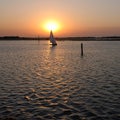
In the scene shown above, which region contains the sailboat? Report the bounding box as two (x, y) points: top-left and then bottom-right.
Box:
(49, 30), (57, 45)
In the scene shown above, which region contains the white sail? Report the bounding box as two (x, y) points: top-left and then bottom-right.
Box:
(50, 30), (57, 45)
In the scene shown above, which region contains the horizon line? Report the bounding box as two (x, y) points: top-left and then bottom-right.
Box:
(0, 35), (120, 38)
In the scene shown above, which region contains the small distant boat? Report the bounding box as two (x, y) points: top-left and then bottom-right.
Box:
(49, 30), (57, 45)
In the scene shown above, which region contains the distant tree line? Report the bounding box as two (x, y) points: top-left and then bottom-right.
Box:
(0, 36), (120, 41)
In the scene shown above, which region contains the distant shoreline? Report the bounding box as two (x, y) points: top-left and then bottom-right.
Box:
(0, 36), (120, 41)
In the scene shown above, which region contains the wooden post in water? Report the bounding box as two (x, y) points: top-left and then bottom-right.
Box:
(81, 43), (83, 56)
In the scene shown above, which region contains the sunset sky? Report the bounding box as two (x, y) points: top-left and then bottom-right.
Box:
(0, 0), (120, 37)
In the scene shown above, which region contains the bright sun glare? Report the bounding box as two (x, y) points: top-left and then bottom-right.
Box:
(45, 21), (59, 31)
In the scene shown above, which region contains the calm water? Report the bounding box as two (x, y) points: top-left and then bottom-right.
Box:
(0, 40), (120, 120)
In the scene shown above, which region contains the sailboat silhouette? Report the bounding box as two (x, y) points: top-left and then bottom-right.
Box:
(49, 30), (57, 45)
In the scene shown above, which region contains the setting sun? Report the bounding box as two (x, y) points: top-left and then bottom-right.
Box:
(45, 21), (59, 32)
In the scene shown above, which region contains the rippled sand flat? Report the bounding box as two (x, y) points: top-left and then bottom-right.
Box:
(0, 41), (120, 120)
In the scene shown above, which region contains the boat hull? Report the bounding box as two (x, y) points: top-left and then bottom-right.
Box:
(50, 43), (57, 46)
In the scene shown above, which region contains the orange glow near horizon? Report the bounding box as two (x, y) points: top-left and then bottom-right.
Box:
(0, 1), (120, 37)
(37, 19), (62, 36)
(43, 20), (61, 33)
(45, 22), (59, 31)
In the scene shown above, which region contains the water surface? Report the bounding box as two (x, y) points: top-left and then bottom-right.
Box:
(0, 40), (120, 120)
